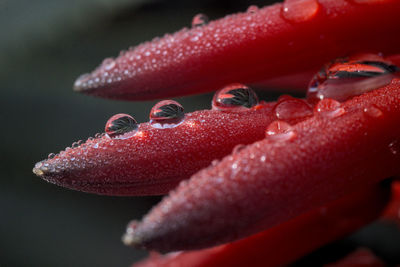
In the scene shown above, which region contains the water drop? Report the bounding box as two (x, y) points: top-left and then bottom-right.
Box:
(247, 5), (259, 13)
(307, 53), (399, 102)
(389, 140), (400, 155)
(282, 0), (319, 23)
(233, 144), (246, 154)
(192, 14), (209, 27)
(74, 73), (90, 88)
(212, 83), (259, 110)
(102, 58), (116, 70)
(105, 113), (138, 139)
(265, 121), (297, 141)
(273, 96), (313, 122)
(95, 133), (104, 139)
(314, 99), (345, 118)
(363, 105), (383, 118)
(48, 153), (56, 159)
(72, 140), (82, 148)
(150, 100), (185, 128)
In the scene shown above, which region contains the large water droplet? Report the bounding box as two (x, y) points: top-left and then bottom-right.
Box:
(265, 121), (297, 141)
(307, 53), (399, 102)
(192, 14), (209, 27)
(273, 96), (313, 122)
(282, 0), (319, 23)
(363, 105), (383, 118)
(105, 114), (138, 139)
(212, 83), (259, 111)
(314, 99), (345, 118)
(150, 100), (185, 128)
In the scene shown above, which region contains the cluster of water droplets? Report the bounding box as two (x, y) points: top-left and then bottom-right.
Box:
(262, 52), (399, 145)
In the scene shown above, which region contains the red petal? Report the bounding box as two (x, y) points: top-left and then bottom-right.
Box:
(124, 80), (400, 251)
(74, 0), (400, 100)
(33, 103), (279, 196)
(324, 248), (384, 267)
(133, 184), (390, 267)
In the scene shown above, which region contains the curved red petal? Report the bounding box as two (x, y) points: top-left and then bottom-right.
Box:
(133, 184), (390, 267)
(124, 80), (400, 251)
(325, 248), (384, 267)
(74, 0), (400, 100)
(33, 103), (280, 196)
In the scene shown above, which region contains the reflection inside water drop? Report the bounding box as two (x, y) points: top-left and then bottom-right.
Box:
(307, 53), (399, 102)
(150, 100), (185, 129)
(212, 83), (259, 111)
(105, 113), (138, 139)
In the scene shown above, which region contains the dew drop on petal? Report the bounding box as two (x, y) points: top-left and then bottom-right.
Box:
(48, 153), (56, 159)
(273, 97), (313, 121)
(74, 73), (90, 88)
(233, 144), (246, 154)
(211, 159), (220, 166)
(102, 58), (116, 70)
(212, 83), (259, 111)
(314, 99), (345, 118)
(192, 14), (209, 27)
(72, 140), (82, 148)
(282, 0), (319, 23)
(247, 5), (259, 13)
(265, 120), (297, 141)
(150, 100), (184, 129)
(363, 105), (383, 118)
(389, 140), (400, 155)
(94, 133), (103, 139)
(105, 114), (138, 139)
(307, 53), (399, 102)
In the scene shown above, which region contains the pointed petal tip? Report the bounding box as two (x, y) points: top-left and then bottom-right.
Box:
(123, 220), (144, 248)
(122, 233), (142, 248)
(73, 73), (91, 92)
(32, 161), (47, 177)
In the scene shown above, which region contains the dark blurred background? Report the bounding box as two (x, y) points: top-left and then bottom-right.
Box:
(1, 0), (400, 266)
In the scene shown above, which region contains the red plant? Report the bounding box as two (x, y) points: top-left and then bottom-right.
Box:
(33, 0), (400, 265)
